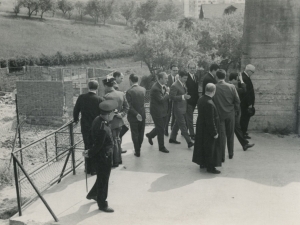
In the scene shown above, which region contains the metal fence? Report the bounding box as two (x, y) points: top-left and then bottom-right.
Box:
(11, 120), (83, 222)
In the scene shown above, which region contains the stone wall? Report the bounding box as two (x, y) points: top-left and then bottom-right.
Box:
(242, 0), (300, 132)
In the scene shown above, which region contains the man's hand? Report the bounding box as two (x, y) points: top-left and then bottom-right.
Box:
(115, 113), (122, 118)
(74, 120), (79, 125)
(166, 87), (170, 93)
(136, 114), (142, 121)
(82, 150), (89, 158)
(239, 73), (244, 83)
(184, 94), (191, 100)
(214, 134), (218, 139)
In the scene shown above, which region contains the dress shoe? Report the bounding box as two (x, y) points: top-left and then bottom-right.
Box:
(190, 135), (195, 141)
(222, 159), (225, 163)
(86, 195), (97, 201)
(146, 133), (153, 145)
(121, 150), (127, 154)
(243, 143), (255, 151)
(164, 130), (169, 136)
(188, 142), (194, 148)
(159, 148), (169, 153)
(244, 135), (251, 139)
(169, 139), (181, 144)
(229, 155), (233, 159)
(134, 152), (140, 157)
(207, 168), (221, 174)
(112, 164), (119, 168)
(91, 171), (97, 176)
(99, 206), (114, 213)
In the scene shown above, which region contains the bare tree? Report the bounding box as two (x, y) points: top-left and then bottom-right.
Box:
(120, 1), (135, 25)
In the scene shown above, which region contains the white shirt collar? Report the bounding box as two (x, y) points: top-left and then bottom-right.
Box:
(244, 71), (249, 77)
(209, 72), (214, 78)
(178, 78), (185, 87)
(158, 81), (165, 88)
(89, 90), (97, 94)
(131, 83), (138, 87)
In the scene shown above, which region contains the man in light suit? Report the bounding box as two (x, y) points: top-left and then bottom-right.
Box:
(213, 69), (240, 161)
(165, 64), (178, 136)
(126, 73), (146, 157)
(169, 71), (194, 148)
(146, 72), (170, 153)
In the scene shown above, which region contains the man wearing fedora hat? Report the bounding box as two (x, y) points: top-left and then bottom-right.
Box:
(83, 99), (118, 213)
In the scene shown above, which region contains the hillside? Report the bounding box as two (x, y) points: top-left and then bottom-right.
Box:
(0, 14), (136, 59)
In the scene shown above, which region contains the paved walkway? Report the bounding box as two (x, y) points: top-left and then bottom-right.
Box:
(10, 127), (300, 225)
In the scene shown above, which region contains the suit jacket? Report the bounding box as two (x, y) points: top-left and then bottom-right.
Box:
(213, 80), (240, 121)
(126, 84), (146, 123)
(150, 82), (169, 118)
(170, 80), (187, 115)
(202, 72), (217, 95)
(186, 72), (199, 107)
(240, 72), (255, 107)
(167, 74), (176, 88)
(73, 92), (102, 134)
(104, 89), (129, 129)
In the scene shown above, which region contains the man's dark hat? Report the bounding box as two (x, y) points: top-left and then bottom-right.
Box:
(99, 100), (118, 112)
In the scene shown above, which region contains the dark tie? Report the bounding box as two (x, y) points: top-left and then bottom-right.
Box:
(163, 86), (166, 94)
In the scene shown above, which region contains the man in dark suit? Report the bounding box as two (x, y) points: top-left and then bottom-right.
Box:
(240, 64), (255, 139)
(165, 64), (178, 136)
(112, 71), (124, 91)
(192, 83), (222, 174)
(146, 72), (170, 153)
(73, 80), (103, 175)
(213, 70), (240, 161)
(169, 71), (194, 148)
(202, 64), (219, 95)
(229, 73), (255, 151)
(185, 62), (199, 140)
(126, 73), (146, 157)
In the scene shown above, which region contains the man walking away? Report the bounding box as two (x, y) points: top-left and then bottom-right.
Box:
(126, 74), (146, 157)
(169, 71), (194, 148)
(202, 64), (219, 95)
(213, 69), (240, 161)
(229, 73), (255, 151)
(192, 83), (222, 174)
(73, 80), (102, 175)
(146, 72), (170, 153)
(240, 64), (256, 139)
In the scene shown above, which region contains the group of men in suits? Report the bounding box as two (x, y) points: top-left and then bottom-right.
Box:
(193, 64), (256, 174)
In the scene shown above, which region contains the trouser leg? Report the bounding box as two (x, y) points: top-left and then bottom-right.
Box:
(225, 113), (235, 156)
(96, 157), (112, 208)
(240, 105), (251, 135)
(82, 131), (94, 174)
(235, 112), (248, 147)
(139, 120), (146, 150)
(171, 112), (191, 144)
(112, 128), (122, 165)
(152, 116), (167, 150)
(129, 121), (140, 153)
(219, 120), (226, 161)
(186, 104), (195, 136)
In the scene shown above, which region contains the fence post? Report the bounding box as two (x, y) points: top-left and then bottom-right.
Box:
(55, 132), (58, 160)
(15, 94), (23, 165)
(69, 123), (76, 175)
(45, 139), (48, 162)
(12, 155), (22, 216)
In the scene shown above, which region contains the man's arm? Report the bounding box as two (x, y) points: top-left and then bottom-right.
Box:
(151, 87), (169, 103)
(205, 103), (218, 138)
(232, 86), (241, 112)
(126, 90), (139, 117)
(119, 93), (129, 118)
(73, 96), (81, 122)
(88, 122), (107, 158)
(170, 85), (184, 102)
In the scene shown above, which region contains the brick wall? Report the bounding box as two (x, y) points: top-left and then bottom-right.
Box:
(242, 0), (300, 132)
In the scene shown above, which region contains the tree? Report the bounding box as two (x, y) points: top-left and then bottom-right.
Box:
(134, 19), (148, 34)
(155, 0), (180, 21)
(75, 1), (85, 21)
(178, 17), (195, 31)
(136, 0), (158, 23)
(57, 0), (73, 17)
(21, 0), (39, 18)
(39, 0), (55, 19)
(85, 0), (101, 24)
(99, 0), (115, 25)
(199, 5), (204, 19)
(120, 1), (135, 25)
(13, 1), (22, 16)
(134, 21), (197, 76)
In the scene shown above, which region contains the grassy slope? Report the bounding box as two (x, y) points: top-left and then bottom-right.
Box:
(0, 14), (136, 58)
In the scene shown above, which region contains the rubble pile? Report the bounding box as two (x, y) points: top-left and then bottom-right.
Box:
(0, 92), (15, 105)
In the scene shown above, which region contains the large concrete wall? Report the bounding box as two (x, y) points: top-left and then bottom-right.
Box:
(242, 0), (300, 132)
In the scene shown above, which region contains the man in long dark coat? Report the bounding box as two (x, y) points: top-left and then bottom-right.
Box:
(192, 83), (222, 174)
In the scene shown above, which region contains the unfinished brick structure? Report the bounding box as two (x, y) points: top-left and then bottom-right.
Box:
(242, 0), (300, 133)
(16, 81), (73, 126)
